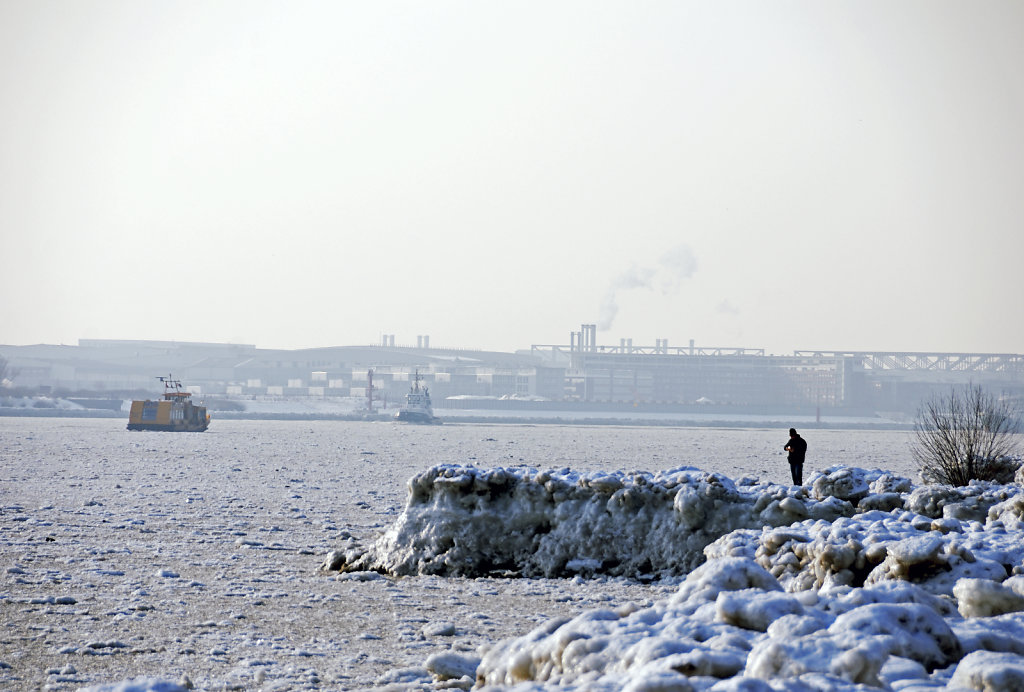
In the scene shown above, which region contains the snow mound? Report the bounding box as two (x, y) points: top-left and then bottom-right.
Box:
(330, 465), (902, 579)
(329, 464), (1024, 584)
(324, 463), (1024, 690)
(476, 556), (1024, 690)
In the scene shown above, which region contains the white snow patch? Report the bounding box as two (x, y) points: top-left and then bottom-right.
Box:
(324, 463), (1024, 690)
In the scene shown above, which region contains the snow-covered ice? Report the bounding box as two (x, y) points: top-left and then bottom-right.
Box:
(6, 417), (1024, 690)
(329, 462), (1024, 690)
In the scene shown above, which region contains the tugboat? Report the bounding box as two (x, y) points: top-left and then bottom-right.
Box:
(127, 375), (210, 432)
(395, 370), (441, 424)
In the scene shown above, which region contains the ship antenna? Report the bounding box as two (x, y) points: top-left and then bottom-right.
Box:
(157, 374), (183, 397)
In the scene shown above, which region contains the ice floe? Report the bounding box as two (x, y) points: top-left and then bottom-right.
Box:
(325, 462), (1024, 690)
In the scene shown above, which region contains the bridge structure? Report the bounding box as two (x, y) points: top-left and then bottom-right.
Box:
(795, 351), (1024, 377)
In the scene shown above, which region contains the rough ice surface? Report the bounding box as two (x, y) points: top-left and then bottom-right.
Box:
(77, 679), (189, 692)
(335, 464), (1024, 587)
(333, 464), (868, 579)
(9, 418), (1024, 691)
(950, 650), (1024, 690)
(327, 462), (1024, 690)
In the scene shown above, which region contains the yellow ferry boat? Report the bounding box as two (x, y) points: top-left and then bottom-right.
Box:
(127, 375), (210, 432)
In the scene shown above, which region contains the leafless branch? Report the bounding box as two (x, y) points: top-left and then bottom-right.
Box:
(911, 384), (1022, 486)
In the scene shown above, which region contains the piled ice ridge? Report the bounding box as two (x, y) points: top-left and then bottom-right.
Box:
(328, 464), (868, 579)
(475, 556), (1024, 691)
(326, 463), (1024, 690)
(327, 464), (1024, 582)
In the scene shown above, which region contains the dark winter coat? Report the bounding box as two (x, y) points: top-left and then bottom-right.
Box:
(785, 435), (807, 464)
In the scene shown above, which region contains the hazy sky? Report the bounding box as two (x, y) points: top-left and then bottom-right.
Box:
(2, 1), (1022, 355)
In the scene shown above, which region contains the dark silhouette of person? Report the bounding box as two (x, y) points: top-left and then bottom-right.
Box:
(784, 428), (807, 485)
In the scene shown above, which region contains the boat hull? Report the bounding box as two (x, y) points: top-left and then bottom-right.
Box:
(394, 410), (442, 425)
(127, 421), (209, 432)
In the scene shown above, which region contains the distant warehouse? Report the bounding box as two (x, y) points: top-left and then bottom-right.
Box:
(2, 327), (1022, 416)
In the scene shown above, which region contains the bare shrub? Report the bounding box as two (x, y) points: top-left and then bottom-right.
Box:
(911, 385), (1022, 486)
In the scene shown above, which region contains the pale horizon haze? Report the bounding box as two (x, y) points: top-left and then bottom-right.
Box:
(2, 1), (1022, 355)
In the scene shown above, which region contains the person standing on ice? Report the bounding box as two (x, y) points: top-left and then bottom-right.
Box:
(784, 428), (807, 485)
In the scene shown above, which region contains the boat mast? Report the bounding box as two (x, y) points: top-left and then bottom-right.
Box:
(157, 374), (186, 399)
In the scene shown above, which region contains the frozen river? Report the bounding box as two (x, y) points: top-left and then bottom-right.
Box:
(1, 417), (920, 690)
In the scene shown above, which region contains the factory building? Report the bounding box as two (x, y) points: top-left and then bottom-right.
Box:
(3, 327), (1022, 415)
(527, 325), (1024, 413)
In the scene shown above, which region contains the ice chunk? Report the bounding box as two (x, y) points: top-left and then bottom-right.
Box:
(744, 633), (888, 685)
(811, 467), (870, 505)
(716, 589), (804, 632)
(955, 578), (1024, 618)
(671, 557), (781, 606)
(424, 651), (479, 681)
(950, 650), (1024, 691)
(829, 602), (962, 671)
(953, 612), (1024, 656)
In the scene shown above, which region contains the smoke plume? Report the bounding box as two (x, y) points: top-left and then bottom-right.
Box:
(598, 244), (698, 331)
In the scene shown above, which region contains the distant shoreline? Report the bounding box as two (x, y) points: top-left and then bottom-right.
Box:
(0, 407), (914, 430)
